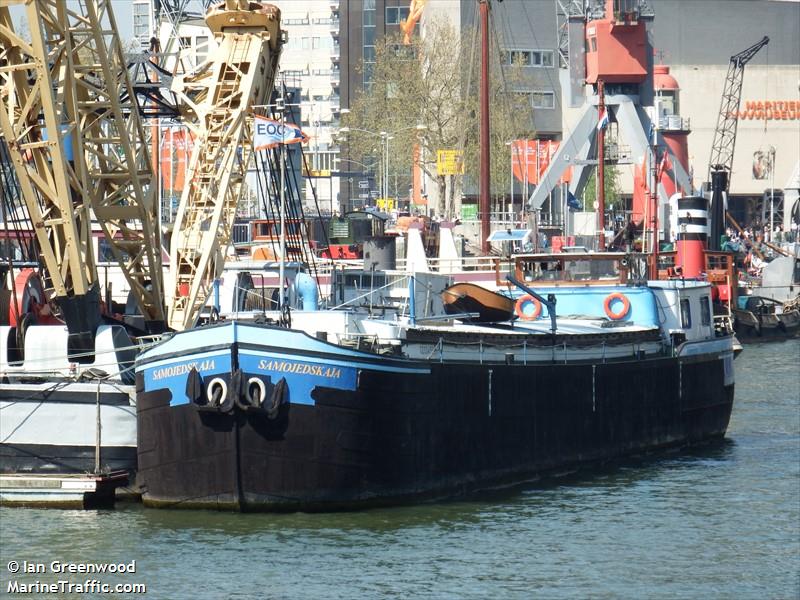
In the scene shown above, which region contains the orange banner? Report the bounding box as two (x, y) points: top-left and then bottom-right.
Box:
(511, 140), (571, 185)
(160, 128), (195, 192)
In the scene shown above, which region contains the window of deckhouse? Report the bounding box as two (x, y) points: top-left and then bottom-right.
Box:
(680, 299), (692, 329)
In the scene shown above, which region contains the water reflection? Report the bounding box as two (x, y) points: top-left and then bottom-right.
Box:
(1, 341), (797, 600)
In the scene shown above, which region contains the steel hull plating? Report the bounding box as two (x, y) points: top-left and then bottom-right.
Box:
(0, 383), (137, 476)
(137, 350), (734, 511)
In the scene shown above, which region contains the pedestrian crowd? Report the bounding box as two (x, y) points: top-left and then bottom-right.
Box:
(721, 221), (799, 277)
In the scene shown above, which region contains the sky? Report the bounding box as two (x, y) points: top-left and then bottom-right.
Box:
(113, 1), (135, 42)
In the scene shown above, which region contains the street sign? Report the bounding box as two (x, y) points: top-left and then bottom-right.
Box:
(437, 149), (464, 175)
(369, 190), (379, 198)
(461, 204), (478, 220)
(358, 180), (369, 189)
(377, 199), (396, 212)
(358, 192), (369, 199)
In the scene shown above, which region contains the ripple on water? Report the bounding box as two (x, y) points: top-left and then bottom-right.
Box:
(1, 340), (798, 599)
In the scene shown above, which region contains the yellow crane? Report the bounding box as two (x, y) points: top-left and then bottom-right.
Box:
(166, 1), (284, 331)
(0, 0), (166, 350)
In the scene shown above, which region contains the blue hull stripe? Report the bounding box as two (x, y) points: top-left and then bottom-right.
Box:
(241, 348), (430, 375)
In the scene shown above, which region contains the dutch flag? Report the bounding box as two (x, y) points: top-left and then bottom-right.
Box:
(597, 108), (610, 131)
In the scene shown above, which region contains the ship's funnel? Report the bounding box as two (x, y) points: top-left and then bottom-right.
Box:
(676, 196), (708, 279)
(709, 168), (728, 251)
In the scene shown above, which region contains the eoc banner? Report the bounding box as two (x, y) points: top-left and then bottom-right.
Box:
(253, 115), (309, 150)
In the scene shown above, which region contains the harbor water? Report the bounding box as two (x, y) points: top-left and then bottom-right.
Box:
(1, 340), (798, 599)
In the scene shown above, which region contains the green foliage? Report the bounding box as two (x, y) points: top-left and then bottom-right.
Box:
(341, 17), (536, 217)
(583, 165), (621, 212)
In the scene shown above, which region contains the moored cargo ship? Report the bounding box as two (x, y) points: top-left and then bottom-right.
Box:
(135, 262), (736, 511)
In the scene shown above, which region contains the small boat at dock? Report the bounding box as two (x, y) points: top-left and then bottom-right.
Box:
(441, 282), (515, 322)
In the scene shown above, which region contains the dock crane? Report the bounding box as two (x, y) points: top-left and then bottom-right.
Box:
(707, 36), (770, 188)
(0, 0), (166, 353)
(166, 1), (284, 331)
(706, 36), (769, 250)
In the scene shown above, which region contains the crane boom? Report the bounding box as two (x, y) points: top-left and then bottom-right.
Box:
(0, 2), (97, 308)
(0, 0), (166, 343)
(400, 0), (426, 45)
(166, 2), (283, 331)
(707, 36), (769, 188)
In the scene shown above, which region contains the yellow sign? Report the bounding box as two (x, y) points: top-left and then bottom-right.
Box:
(376, 198), (396, 212)
(437, 149), (464, 175)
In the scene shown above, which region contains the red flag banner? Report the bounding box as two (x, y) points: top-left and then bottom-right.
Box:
(511, 140), (572, 186)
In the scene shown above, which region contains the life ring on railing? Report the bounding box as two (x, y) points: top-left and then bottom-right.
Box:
(514, 294), (542, 321)
(603, 292), (631, 320)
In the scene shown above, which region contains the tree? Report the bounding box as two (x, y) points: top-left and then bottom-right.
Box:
(583, 165), (621, 212)
(341, 17), (534, 219)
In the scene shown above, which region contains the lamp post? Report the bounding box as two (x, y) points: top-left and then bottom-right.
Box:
(304, 105), (347, 213)
(380, 131), (393, 204)
(334, 157), (378, 211)
(337, 124), (427, 209)
(769, 145), (776, 242)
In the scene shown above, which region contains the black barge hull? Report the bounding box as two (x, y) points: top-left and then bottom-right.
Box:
(136, 354), (734, 511)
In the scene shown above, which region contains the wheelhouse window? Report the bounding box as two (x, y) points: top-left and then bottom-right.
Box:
(680, 299), (692, 329)
(701, 296), (711, 326)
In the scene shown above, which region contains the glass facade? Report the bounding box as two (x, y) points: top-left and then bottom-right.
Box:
(385, 6), (409, 25)
(132, 1), (151, 47)
(503, 48), (555, 68)
(362, 0), (376, 86)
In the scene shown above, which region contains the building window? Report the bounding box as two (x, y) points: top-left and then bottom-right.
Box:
(363, 0), (376, 86)
(513, 90), (556, 110)
(503, 48), (555, 68)
(531, 91), (555, 109)
(680, 299), (692, 329)
(133, 2), (150, 41)
(386, 6), (410, 25)
(701, 296), (711, 326)
(195, 36), (209, 63)
(284, 17), (310, 25)
(312, 37), (320, 49)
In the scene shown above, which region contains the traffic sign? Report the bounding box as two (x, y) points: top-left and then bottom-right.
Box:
(358, 180), (369, 189)
(358, 192), (369, 198)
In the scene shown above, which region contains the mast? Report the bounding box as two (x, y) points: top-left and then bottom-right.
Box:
(479, 0), (490, 253)
(597, 79), (606, 250)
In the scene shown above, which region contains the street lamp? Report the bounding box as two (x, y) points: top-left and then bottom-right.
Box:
(337, 124), (427, 208)
(334, 157), (378, 210)
(768, 145), (776, 241)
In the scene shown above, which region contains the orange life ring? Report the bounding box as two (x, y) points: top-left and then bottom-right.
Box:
(514, 294), (542, 320)
(604, 292), (631, 320)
